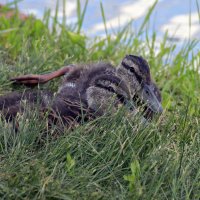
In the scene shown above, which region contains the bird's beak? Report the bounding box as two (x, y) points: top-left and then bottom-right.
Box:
(139, 84), (163, 114)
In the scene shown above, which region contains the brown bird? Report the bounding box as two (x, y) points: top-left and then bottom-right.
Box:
(3, 55), (162, 130)
(1, 63), (132, 130)
(11, 55), (162, 115)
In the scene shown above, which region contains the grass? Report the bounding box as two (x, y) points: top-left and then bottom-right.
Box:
(0, 1), (200, 199)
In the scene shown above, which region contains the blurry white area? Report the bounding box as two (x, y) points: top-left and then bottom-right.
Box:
(161, 13), (200, 40)
(90, 0), (156, 34)
(0, 0), (200, 42)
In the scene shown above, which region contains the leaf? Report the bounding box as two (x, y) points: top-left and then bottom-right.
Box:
(67, 31), (86, 48)
(123, 160), (141, 192)
(66, 153), (75, 174)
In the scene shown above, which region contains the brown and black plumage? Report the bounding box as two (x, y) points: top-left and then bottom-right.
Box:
(58, 55), (163, 116)
(1, 63), (132, 129)
(1, 54), (163, 130)
(52, 63), (131, 121)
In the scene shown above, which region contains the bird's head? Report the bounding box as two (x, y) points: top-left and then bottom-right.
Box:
(117, 55), (163, 114)
(85, 73), (132, 116)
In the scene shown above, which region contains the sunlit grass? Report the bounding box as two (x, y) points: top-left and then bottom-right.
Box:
(0, 1), (200, 199)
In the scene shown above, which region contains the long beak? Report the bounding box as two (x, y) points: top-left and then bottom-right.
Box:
(140, 84), (163, 114)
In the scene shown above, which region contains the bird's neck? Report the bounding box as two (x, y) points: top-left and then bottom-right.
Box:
(116, 64), (132, 91)
(116, 64), (127, 80)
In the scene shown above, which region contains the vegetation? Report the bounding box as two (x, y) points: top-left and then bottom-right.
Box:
(0, 1), (200, 199)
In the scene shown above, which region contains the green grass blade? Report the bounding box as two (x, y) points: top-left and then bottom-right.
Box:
(138, 0), (158, 36)
(52, 0), (59, 34)
(76, 0), (89, 33)
(100, 1), (108, 38)
(62, 0), (67, 27)
(196, 0), (200, 23)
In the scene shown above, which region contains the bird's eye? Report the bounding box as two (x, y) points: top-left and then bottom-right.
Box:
(145, 90), (149, 95)
(128, 68), (135, 75)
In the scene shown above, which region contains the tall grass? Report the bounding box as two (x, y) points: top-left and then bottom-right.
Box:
(0, 1), (200, 199)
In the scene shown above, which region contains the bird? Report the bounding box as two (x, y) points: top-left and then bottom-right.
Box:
(4, 54), (162, 131)
(11, 54), (163, 118)
(0, 64), (133, 130)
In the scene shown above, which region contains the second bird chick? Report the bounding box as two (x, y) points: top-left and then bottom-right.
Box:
(6, 54), (163, 130)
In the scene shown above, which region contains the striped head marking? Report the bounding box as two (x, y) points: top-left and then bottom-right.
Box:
(119, 54), (163, 114)
(121, 54), (151, 85)
(94, 74), (130, 101)
(86, 74), (131, 115)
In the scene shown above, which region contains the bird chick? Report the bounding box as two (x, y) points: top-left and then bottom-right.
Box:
(0, 66), (132, 130)
(56, 63), (131, 118)
(10, 55), (163, 121)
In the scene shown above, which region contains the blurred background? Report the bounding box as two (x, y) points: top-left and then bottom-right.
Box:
(0, 0), (199, 46)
